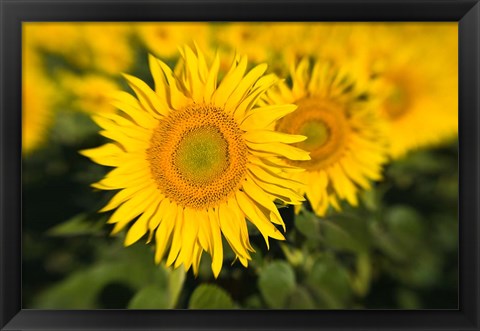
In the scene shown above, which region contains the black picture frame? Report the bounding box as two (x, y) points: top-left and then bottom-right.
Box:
(1, 0), (479, 330)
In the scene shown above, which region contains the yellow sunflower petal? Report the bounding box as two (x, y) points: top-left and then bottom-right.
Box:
(212, 55), (248, 107)
(124, 199), (161, 246)
(99, 182), (152, 213)
(191, 243), (203, 276)
(243, 130), (306, 144)
(240, 104), (297, 130)
(197, 211), (212, 252)
(110, 91), (158, 128)
(203, 51), (220, 103)
(154, 201), (177, 263)
(148, 54), (169, 101)
(165, 206), (184, 267)
(80, 143), (124, 167)
(218, 203), (250, 260)
(179, 207), (200, 268)
(225, 63), (268, 112)
(110, 191), (159, 234)
(235, 191), (285, 249)
(242, 178), (285, 230)
(182, 45), (204, 101)
(233, 74), (279, 121)
(122, 73), (169, 117)
(208, 208), (223, 278)
(247, 141), (310, 161)
(157, 60), (189, 110)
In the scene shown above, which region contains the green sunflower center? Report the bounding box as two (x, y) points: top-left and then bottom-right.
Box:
(385, 85), (410, 119)
(277, 97), (349, 171)
(298, 120), (330, 150)
(174, 126), (229, 186)
(383, 71), (415, 120)
(147, 103), (248, 209)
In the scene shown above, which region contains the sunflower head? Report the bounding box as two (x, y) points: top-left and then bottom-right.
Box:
(59, 73), (120, 114)
(137, 23), (210, 59)
(81, 46), (309, 277)
(84, 23), (134, 75)
(343, 24), (458, 158)
(263, 57), (388, 216)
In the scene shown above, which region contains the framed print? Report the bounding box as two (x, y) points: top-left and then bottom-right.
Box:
(1, 0), (479, 330)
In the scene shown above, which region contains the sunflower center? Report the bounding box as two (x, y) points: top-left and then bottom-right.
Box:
(298, 120), (330, 150)
(174, 126), (228, 186)
(383, 74), (413, 120)
(147, 103), (248, 209)
(277, 97), (349, 171)
(155, 28), (169, 40)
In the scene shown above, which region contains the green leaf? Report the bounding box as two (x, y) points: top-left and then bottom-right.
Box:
(395, 289), (422, 309)
(258, 261), (296, 308)
(360, 189), (380, 211)
(370, 221), (408, 262)
(244, 295), (263, 309)
(350, 252), (372, 297)
(295, 211), (320, 239)
(399, 251), (441, 287)
(52, 110), (99, 145)
(188, 284), (234, 309)
(307, 256), (352, 308)
(47, 214), (104, 237)
(385, 205), (424, 245)
(249, 244), (264, 269)
(33, 263), (137, 308)
(432, 213), (458, 250)
(128, 285), (169, 309)
(287, 286), (316, 309)
(33, 243), (169, 309)
(279, 244), (303, 267)
(320, 218), (367, 252)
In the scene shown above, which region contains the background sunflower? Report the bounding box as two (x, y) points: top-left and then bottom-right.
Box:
(263, 58), (388, 216)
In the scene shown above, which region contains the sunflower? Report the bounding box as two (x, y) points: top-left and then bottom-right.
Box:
(263, 58), (388, 216)
(81, 46), (309, 277)
(59, 73), (120, 114)
(23, 23), (89, 68)
(287, 23), (458, 159)
(137, 23), (210, 59)
(367, 24), (458, 158)
(263, 23), (349, 75)
(83, 23), (134, 75)
(213, 23), (270, 65)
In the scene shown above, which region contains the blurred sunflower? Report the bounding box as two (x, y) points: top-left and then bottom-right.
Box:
(341, 24), (458, 158)
(213, 23), (270, 65)
(59, 73), (120, 114)
(137, 23), (210, 59)
(23, 23), (91, 68)
(264, 58), (388, 216)
(81, 46), (309, 277)
(374, 26), (458, 158)
(265, 23), (338, 74)
(22, 47), (57, 154)
(83, 23), (134, 75)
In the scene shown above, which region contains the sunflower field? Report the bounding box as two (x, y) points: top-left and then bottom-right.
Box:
(23, 22), (458, 309)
